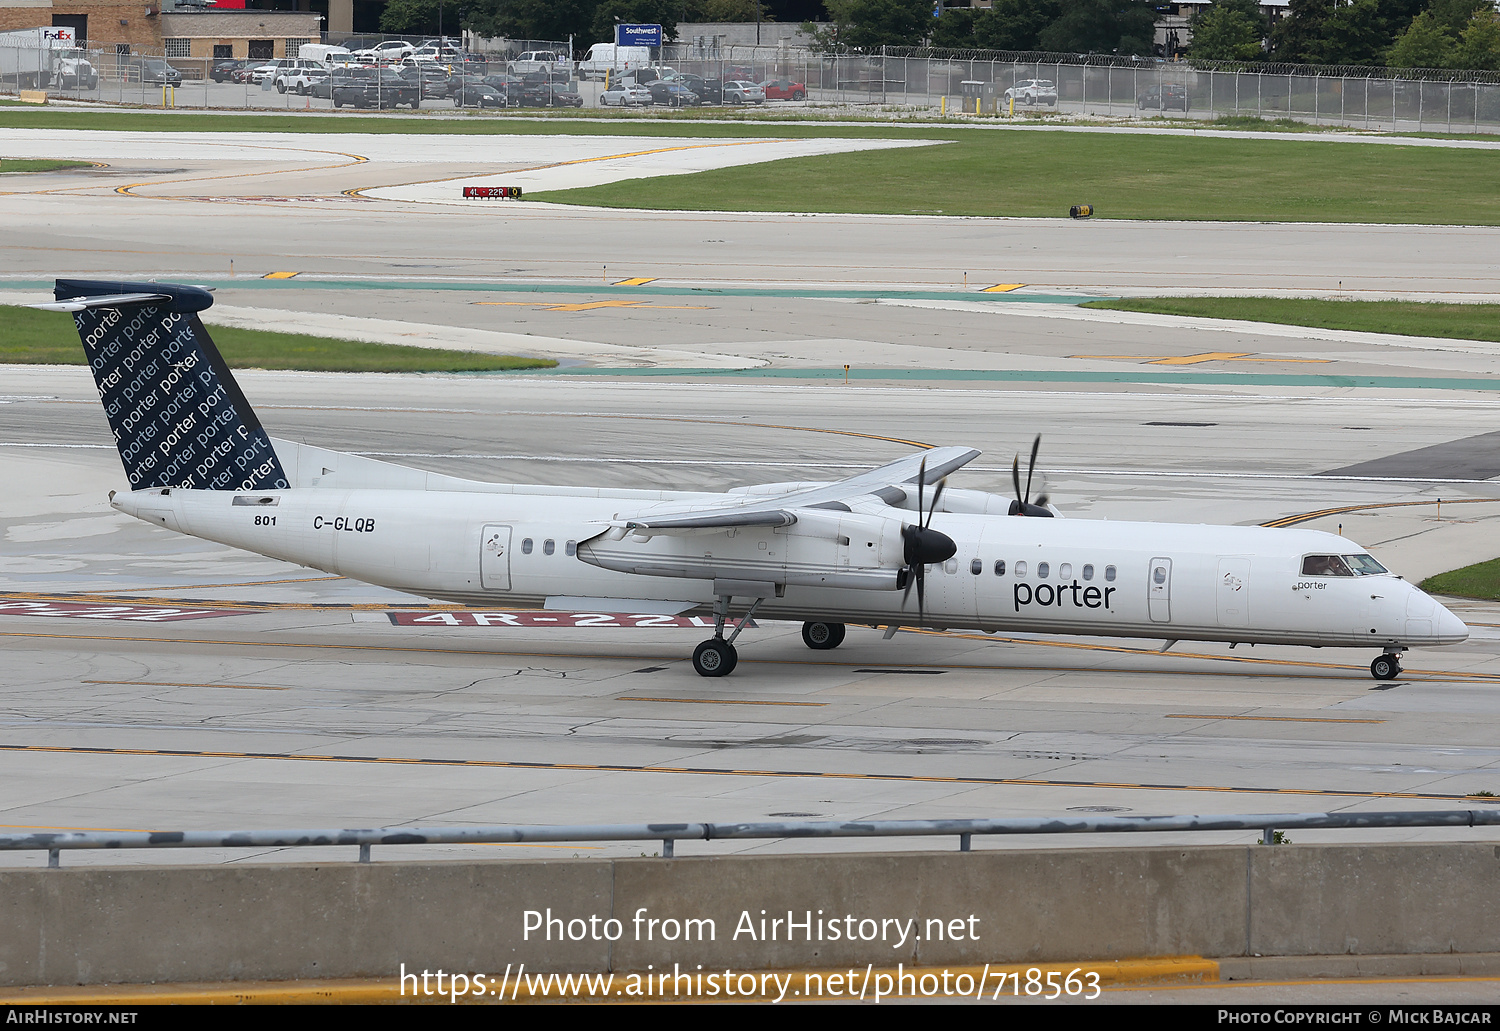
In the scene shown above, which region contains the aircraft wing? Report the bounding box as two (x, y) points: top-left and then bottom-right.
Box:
(616, 446), (981, 534)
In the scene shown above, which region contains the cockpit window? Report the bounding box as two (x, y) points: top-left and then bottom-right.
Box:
(1301, 554), (1353, 577)
(1344, 554), (1388, 575)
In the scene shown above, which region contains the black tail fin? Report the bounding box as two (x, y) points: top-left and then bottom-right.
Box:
(41, 279), (289, 492)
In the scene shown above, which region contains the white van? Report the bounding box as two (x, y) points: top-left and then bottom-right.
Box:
(298, 43), (351, 63)
(576, 43), (651, 80)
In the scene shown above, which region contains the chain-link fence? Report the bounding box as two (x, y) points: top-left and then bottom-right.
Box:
(6, 36), (1500, 133)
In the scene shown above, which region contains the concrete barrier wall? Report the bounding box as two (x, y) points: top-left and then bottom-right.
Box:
(1, 842), (1497, 987)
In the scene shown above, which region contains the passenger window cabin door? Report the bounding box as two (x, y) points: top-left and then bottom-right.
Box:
(1148, 557), (1172, 623)
(480, 524), (512, 590)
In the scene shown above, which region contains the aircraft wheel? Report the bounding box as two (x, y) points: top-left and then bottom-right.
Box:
(692, 639), (737, 677)
(1370, 654), (1401, 681)
(802, 621), (846, 650)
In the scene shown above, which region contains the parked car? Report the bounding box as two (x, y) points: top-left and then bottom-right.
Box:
(678, 75), (721, 104)
(721, 80), (766, 104)
(354, 40), (415, 63)
(507, 50), (569, 80)
(1137, 84), (1190, 111)
(760, 78), (806, 101)
(273, 60), (330, 94)
(1003, 79), (1058, 107)
(527, 80), (584, 107)
(598, 82), (652, 107)
(407, 45), (463, 66)
(647, 80), (698, 107)
(125, 58), (182, 85)
(451, 82), (511, 109)
(211, 59), (248, 83)
(400, 63), (451, 98)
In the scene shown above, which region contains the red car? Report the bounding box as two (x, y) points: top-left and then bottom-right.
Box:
(760, 78), (807, 101)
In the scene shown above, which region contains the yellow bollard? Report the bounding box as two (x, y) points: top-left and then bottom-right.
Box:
(940, 95), (946, 115)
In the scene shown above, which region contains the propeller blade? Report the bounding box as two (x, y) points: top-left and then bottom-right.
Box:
(915, 564), (926, 623)
(924, 478), (947, 530)
(1011, 454), (1023, 508)
(916, 456), (927, 525)
(1025, 434), (1041, 504)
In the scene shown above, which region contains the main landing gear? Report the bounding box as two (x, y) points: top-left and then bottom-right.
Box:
(1370, 651), (1404, 681)
(801, 621), (846, 650)
(691, 592), (765, 678)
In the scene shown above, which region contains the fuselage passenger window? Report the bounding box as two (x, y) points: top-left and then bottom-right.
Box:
(1082, 564), (1094, 581)
(543, 539), (555, 556)
(521, 538), (533, 554)
(994, 559), (1006, 576)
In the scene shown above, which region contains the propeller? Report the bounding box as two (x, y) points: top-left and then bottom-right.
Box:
(898, 455), (958, 624)
(1008, 434), (1055, 517)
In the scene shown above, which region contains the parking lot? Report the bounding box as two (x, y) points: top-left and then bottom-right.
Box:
(34, 67), (813, 113)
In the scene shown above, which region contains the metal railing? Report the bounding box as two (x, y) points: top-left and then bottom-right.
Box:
(5, 810), (1498, 866)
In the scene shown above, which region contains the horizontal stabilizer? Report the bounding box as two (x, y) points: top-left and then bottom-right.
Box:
(29, 293), (172, 312)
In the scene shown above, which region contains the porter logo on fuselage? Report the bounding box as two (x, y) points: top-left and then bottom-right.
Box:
(1013, 580), (1115, 612)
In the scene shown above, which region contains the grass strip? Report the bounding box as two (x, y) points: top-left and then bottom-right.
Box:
(1421, 557), (1500, 601)
(1080, 297), (1500, 342)
(0, 158), (92, 172)
(534, 133), (1500, 223)
(0, 306), (554, 373)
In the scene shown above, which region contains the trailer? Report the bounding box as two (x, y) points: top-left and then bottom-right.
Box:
(0, 27), (82, 89)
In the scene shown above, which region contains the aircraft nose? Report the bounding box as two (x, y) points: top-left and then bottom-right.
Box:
(1436, 602), (1469, 644)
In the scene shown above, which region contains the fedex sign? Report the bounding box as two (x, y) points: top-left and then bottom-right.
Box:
(43, 28), (75, 44)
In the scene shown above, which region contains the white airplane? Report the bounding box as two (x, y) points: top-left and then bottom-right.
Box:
(36, 279), (1469, 681)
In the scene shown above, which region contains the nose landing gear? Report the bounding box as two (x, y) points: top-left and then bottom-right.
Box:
(1370, 652), (1404, 681)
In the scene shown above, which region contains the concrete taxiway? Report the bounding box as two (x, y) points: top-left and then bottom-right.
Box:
(1, 124), (1499, 868)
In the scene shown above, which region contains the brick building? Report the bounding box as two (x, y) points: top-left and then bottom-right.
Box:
(0, 0), (319, 59)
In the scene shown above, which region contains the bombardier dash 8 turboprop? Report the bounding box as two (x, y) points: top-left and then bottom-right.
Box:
(36, 279), (1468, 680)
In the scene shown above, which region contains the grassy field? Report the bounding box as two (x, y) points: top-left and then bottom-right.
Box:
(6, 108), (1500, 222)
(1421, 557), (1500, 601)
(0, 306), (554, 373)
(0, 157), (92, 172)
(1081, 297), (1500, 342)
(533, 132), (1500, 222)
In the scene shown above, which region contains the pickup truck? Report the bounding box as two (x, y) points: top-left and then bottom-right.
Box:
(329, 70), (420, 109)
